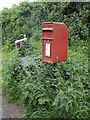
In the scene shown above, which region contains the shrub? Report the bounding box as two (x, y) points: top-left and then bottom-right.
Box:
(1, 2), (89, 49)
(1, 1), (89, 119)
(2, 41), (89, 118)
(2, 49), (26, 102)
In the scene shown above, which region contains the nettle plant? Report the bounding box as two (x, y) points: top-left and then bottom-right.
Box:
(19, 55), (88, 118)
(2, 42), (89, 118)
(2, 50), (26, 102)
(1, 1), (89, 118)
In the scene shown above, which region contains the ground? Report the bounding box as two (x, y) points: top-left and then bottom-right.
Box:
(0, 52), (22, 119)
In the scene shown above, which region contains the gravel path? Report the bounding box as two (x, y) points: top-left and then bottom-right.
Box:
(2, 94), (22, 118)
(0, 52), (22, 119)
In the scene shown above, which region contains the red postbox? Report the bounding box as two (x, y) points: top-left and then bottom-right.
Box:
(42, 22), (68, 64)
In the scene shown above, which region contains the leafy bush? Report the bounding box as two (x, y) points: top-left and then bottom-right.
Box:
(1, 2), (89, 49)
(2, 50), (26, 102)
(2, 41), (89, 118)
(1, 1), (89, 119)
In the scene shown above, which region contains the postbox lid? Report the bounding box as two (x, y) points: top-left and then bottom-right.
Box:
(42, 22), (67, 26)
(43, 22), (61, 24)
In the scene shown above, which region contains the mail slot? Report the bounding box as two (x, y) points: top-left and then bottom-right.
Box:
(42, 22), (68, 64)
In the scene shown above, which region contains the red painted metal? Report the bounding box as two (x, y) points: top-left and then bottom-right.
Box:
(15, 44), (20, 48)
(42, 22), (68, 64)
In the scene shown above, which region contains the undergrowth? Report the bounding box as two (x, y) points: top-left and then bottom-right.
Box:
(2, 41), (89, 118)
(1, 2), (89, 119)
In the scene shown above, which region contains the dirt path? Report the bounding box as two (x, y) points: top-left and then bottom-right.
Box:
(0, 52), (22, 119)
(2, 95), (22, 118)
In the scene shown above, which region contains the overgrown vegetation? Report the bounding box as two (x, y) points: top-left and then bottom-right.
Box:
(1, 2), (89, 119)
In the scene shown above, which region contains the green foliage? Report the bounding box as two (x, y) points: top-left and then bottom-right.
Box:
(1, 2), (89, 49)
(2, 50), (26, 102)
(1, 2), (89, 119)
(2, 41), (89, 118)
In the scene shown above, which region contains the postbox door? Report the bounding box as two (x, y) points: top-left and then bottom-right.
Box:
(42, 26), (54, 63)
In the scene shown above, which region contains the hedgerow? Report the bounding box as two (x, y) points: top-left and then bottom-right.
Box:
(1, 1), (89, 119)
(1, 2), (89, 48)
(2, 41), (89, 118)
